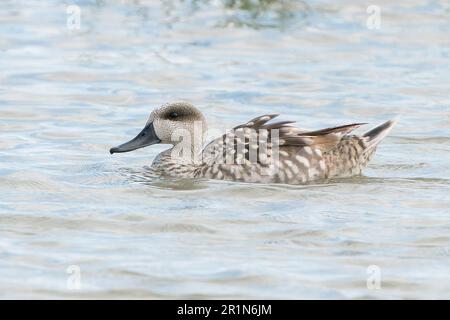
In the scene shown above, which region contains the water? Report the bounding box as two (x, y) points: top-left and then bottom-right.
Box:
(1, 0), (449, 299)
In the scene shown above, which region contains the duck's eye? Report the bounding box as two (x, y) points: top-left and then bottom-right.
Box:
(169, 112), (179, 119)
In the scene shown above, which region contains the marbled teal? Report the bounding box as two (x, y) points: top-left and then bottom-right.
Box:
(110, 102), (396, 184)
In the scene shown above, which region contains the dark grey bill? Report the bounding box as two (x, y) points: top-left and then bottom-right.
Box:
(110, 122), (161, 154)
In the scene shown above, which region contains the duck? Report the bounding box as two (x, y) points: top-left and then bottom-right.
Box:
(110, 102), (396, 184)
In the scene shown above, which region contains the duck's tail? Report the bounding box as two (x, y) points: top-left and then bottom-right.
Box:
(353, 119), (396, 168)
(322, 120), (397, 178)
(362, 120), (397, 151)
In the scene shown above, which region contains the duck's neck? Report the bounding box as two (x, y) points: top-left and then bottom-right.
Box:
(151, 145), (203, 178)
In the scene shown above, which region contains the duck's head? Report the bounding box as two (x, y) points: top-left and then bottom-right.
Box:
(110, 102), (207, 154)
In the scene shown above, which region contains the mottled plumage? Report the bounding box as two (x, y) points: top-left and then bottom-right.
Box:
(110, 102), (396, 184)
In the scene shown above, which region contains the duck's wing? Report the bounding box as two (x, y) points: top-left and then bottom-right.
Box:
(201, 114), (283, 165)
(201, 114), (366, 166)
(293, 122), (367, 152)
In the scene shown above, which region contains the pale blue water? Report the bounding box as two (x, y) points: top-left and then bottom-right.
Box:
(0, 0), (449, 299)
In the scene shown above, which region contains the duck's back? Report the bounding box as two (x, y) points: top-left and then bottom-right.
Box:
(196, 115), (396, 184)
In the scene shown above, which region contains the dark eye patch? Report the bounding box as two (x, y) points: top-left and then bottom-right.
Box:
(165, 110), (186, 120)
(169, 111), (179, 119)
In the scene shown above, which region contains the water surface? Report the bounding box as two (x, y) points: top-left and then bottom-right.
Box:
(1, 0), (450, 299)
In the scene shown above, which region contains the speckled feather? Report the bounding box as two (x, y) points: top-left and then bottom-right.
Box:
(149, 112), (396, 184)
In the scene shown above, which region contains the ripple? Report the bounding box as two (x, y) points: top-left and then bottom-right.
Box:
(1, 0), (450, 300)
(0, 171), (67, 192)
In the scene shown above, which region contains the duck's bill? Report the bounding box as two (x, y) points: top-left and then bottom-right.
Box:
(110, 122), (161, 154)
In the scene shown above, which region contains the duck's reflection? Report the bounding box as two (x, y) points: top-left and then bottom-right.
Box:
(118, 166), (209, 190)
